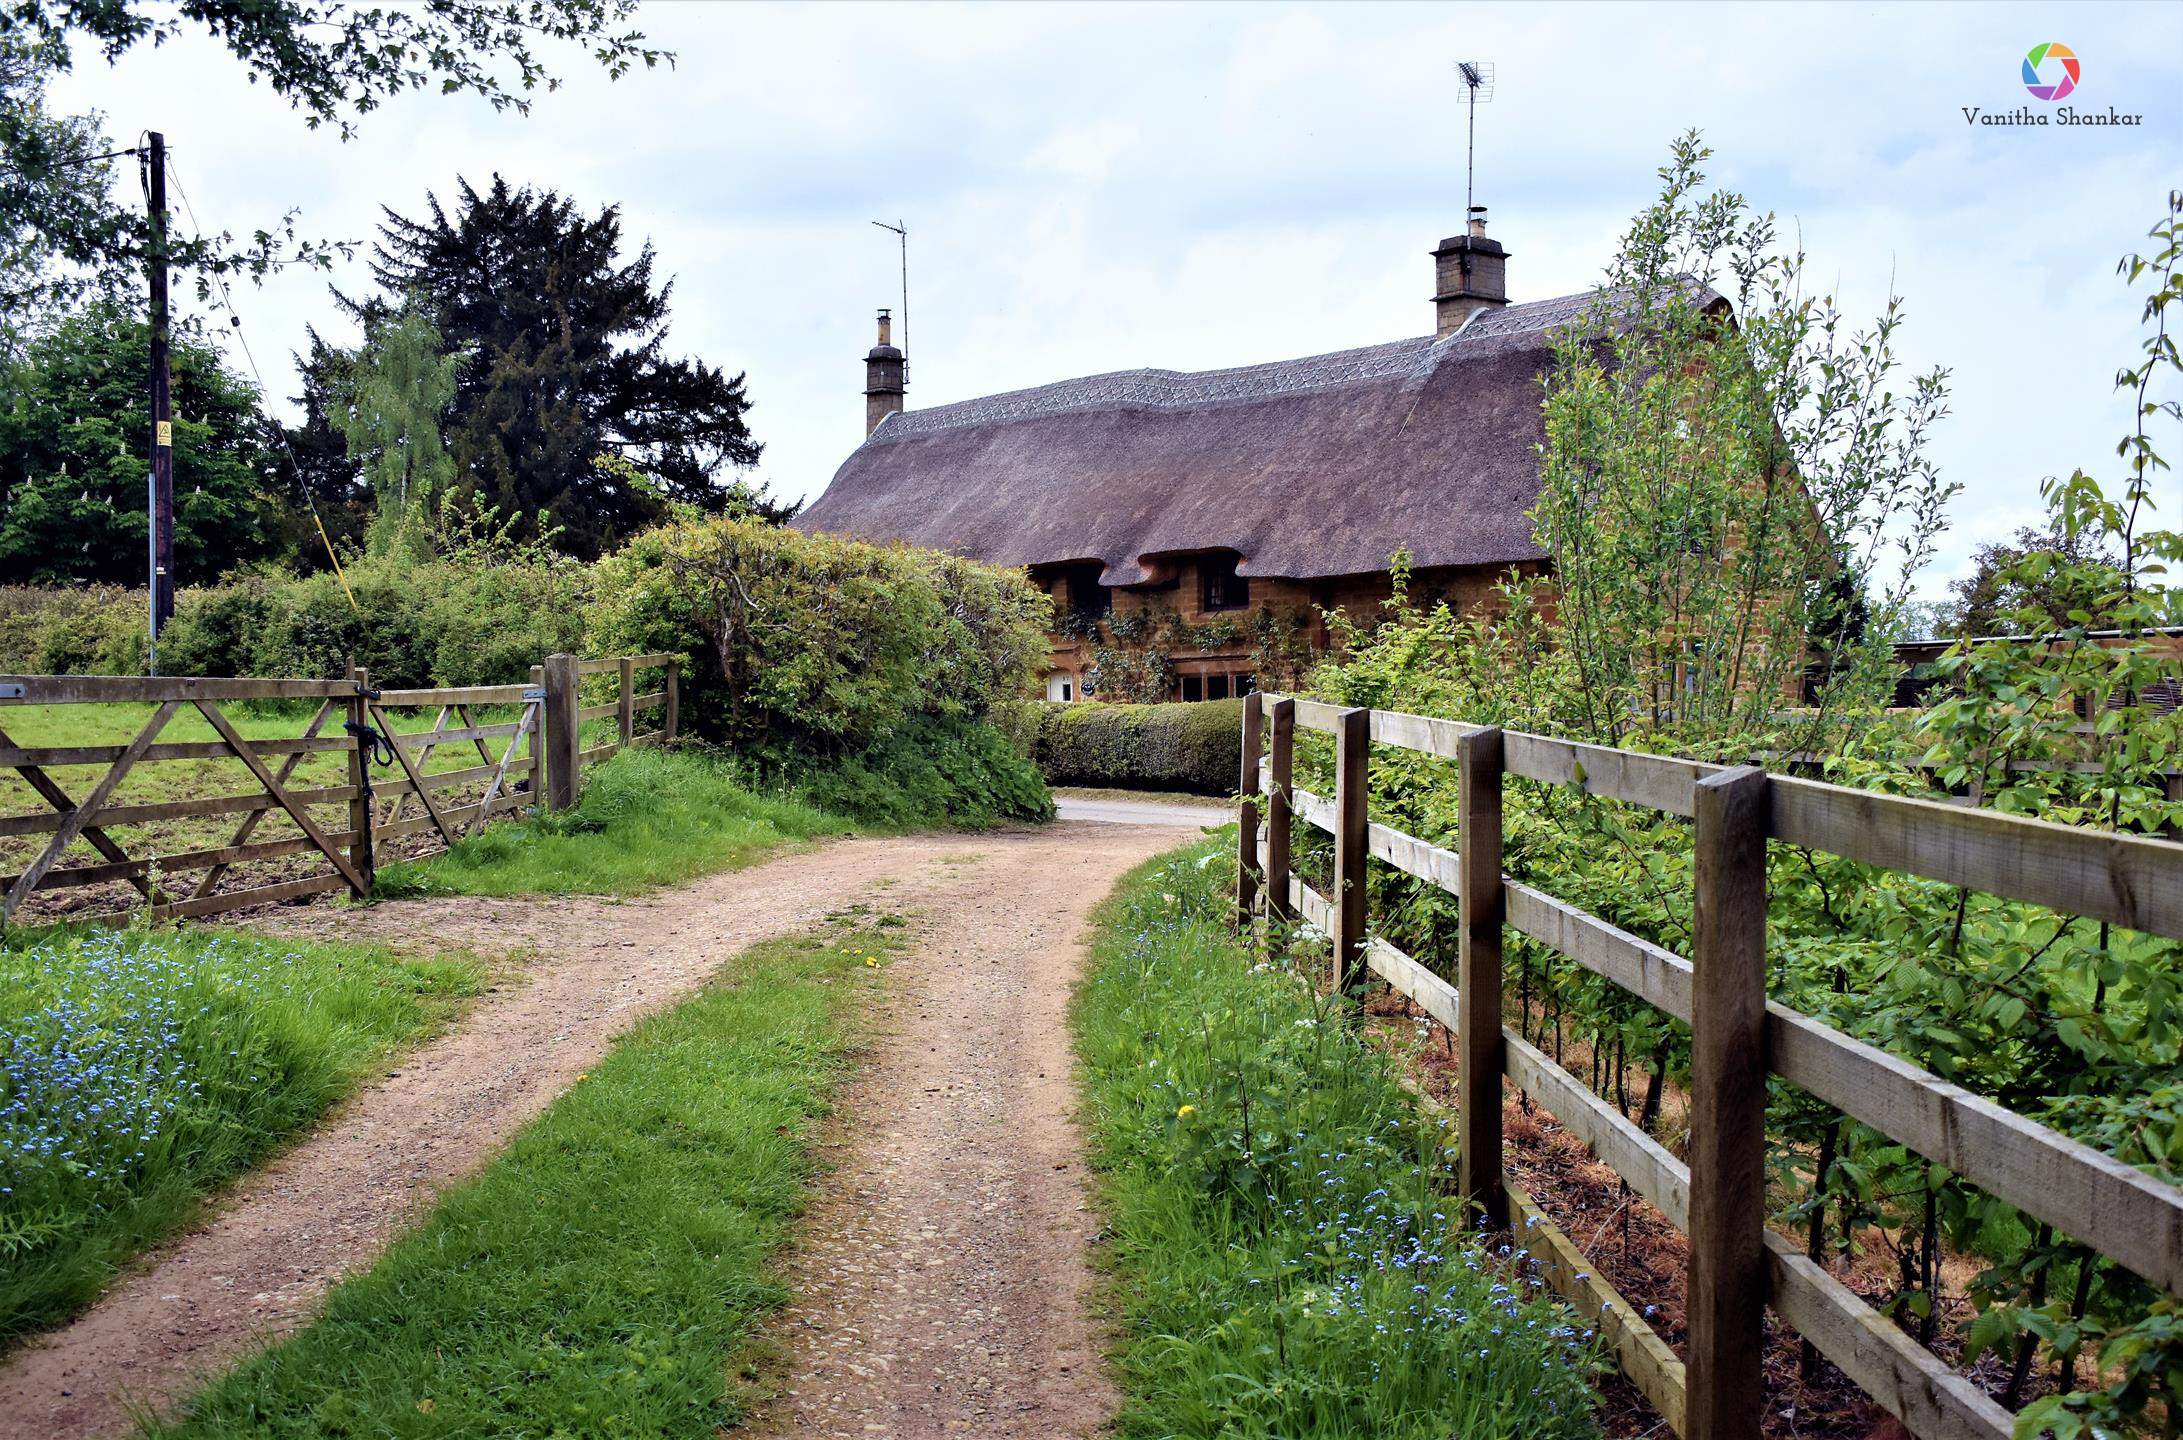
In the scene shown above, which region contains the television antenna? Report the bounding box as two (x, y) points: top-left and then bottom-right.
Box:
(871, 218), (908, 367)
(1456, 61), (1495, 220)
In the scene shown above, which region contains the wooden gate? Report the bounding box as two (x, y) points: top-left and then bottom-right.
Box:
(0, 674), (371, 925)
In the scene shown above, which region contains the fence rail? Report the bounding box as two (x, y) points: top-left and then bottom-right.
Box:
(1235, 691), (2183, 1440)
(0, 651), (680, 927)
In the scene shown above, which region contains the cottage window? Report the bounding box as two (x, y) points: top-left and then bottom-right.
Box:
(1200, 555), (1250, 612)
(1071, 572), (1112, 618)
(1180, 675), (1203, 703)
(1207, 674), (1231, 701)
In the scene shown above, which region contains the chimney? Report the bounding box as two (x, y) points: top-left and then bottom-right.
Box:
(864, 307), (905, 435)
(1431, 206), (1509, 337)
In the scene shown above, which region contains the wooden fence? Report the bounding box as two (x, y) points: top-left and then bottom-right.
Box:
(0, 651), (679, 927)
(1234, 691), (2183, 1440)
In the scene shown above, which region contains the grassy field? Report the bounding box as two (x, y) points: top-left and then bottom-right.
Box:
(155, 909), (903, 1438)
(0, 923), (482, 1341)
(375, 745), (851, 898)
(1073, 837), (1604, 1440)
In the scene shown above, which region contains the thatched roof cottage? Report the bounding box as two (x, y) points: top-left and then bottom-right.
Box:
(795, 214), (1574, 702)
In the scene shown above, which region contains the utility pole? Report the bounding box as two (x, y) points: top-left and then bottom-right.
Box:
(142, 131), (175, 668)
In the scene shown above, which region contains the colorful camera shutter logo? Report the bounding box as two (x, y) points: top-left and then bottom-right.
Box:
(2022, 42), (2081, 100)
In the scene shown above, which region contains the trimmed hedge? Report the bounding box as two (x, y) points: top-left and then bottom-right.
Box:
(1033, 699), (1242, 796)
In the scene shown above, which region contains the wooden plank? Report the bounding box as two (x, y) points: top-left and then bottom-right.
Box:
(1458, 725), (1506, 1228)
(1272, 695), (1343, 733)
(578, 741), (621, 766)
(574, 656), (627, 676)
(0, 674), (353, 704)
(618, 655), (636, 745)
(624, 651), (678, 668)
(1290, 783), (1336, 834)
(577, 702), (618, 724)
(1237, 692), (1263, 925)
(1266, 699), (1295, 925)
(367, 701), (456, 848)
(383, 719), (523, 749)
(1365, 934), (1459, 1032)
(1508, 1181), (1688, 1436)
(663, 660), (680, 740)
(195, 700), (368, 896)
(146, 872), (349, 922)
(1504, 730), (1719, 817)
(1770, 775), (2183, 943)
(0, 718), (168, 907)
(367, 683), (529, 706)
(630, 691), (666, 712)
(1685, 765), (1771, 1440)
(1368, 706), (1481, 760)
(381, 704), (451, 827)
(0, 735), (353, 767)
(8, 828), (362, 892)
(1505, 1030), (1691, 1229)
(1769, 1002), (2183, 1296)
(1764, 1233), (2014, 1440)
(375, 793), (527, 845)
(1333, 707), (1370, 997)
(452, 704), (498, 769)
(1505, 879), (1695, 1021)
(0, 782), (364, 837)
(4, 702), (178, 922)
(1369, 822), (1461, 892)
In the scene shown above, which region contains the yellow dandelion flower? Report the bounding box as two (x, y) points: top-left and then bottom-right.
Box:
(1176, 1104), (1196, 1119)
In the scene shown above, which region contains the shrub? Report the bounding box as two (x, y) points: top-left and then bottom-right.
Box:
(770, 714), (1054, 828)
(589, 516), (1049, 750)
(0, 585), (145, 674)
(1033, 699), (1241, 795)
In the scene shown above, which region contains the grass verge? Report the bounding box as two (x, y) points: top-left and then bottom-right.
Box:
(154, 908), (904, 1438)
(0, 926), (481, 1342)
(1073, 836), (1605, 1439)
(375, 745), (853, 898)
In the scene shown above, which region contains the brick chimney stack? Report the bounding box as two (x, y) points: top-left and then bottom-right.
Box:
(865, 308), (905, 435)
(1432, 207), (1509, 338)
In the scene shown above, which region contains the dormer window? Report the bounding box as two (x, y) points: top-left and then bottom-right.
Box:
(1200, 554), (1250, 612)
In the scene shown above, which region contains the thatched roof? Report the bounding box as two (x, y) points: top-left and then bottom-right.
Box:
(795, 291), (1605, 585)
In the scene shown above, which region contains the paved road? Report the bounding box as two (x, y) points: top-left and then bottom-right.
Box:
(1053, 795), (1229, 828)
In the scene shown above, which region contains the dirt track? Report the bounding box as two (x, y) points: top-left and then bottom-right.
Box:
(0, 819), (1196, 1438)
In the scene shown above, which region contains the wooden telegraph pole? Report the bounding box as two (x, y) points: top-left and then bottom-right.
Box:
(143, 132), (176, 668)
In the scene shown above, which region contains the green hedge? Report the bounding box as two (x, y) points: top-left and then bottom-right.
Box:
(1033, 699), (1242, 795)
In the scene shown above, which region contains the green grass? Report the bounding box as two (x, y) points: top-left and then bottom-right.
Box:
(375, 745), (853, 898)
(0, 924), (482, 1342)
(155, 908), (904, 1439)
(1074, 837), (1604, 1439)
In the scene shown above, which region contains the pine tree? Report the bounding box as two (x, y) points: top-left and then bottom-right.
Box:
(328, 176), (769, 558)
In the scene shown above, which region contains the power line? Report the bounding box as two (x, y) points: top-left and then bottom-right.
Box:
(165, 152), (359, 612)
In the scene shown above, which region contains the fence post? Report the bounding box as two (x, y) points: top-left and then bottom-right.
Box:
(344, 664), (375, 898)
(1236, 691), (1263, 927)
(1457, 724), (1506, 1230)
(1265, 697), (1295, 924)
(543, 652), (580, 812)
(527, 663), (545, 806)
(1332, 706), (1369, 998)
(618, 655), (635, 747)
(664, 658), (681, 742)
(1686, 764), (1771, 1440)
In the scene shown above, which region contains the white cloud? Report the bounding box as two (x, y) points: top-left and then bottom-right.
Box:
(48, 0), (2182, 598)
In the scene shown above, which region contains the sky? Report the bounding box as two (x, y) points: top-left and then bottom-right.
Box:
(48, 0), (2183, 601)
